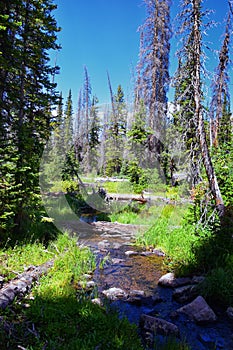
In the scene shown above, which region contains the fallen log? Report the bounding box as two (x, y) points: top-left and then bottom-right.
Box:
(131, 197), (147, 204)
(0, 260), (53, 309)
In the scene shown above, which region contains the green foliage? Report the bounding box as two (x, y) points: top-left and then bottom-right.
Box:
(105, 157), (122, 176)
(136, 205), (197, 273)
(0, 0), (60, 235)
(62, 146), (80, 181)
(127, 100), (149, 146)
(127, 160), (143, 185)
(165, 186), (181, 201)
(104, 85), (127, 176)
(0, 233), (143, 350)
(127, 160), (151, 194)
(101, 180), (133, 194)
(198, 267), (233, 306)
(127, 160), (164, 194)
(64, 89), (73, 148)
(61, 179), (79, 193)
(212, 142), (233, 207)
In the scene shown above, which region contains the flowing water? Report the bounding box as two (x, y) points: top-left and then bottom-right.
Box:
(62, 217), (233, 350)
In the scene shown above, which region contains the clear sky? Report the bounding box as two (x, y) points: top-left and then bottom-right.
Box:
(52, 0), (231, 109)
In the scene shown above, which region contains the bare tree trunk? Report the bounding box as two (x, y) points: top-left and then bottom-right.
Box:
(193, 0), (225, 218)
(211, 12), (230, 148)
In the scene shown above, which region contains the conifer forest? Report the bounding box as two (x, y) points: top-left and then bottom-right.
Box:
(1, 1), (233, 349)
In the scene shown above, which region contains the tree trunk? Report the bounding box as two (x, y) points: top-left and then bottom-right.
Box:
(193, 0), (225, 218)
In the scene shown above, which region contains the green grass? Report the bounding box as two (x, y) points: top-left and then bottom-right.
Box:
(136, 206), (198, 274)
(110, 202), (188, 225)
(0, 241), (55, 281)
(0, 233), (144, 350)
(102, 180), (133, 194)
(135, 201), (233, 307)
(137, 220), (197, 261)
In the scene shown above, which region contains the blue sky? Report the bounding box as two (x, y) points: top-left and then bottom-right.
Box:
(52, 0), (231, 108)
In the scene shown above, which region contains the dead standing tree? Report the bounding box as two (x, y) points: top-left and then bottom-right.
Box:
(192, 0), (225, 218)
(136, 0), (171, 174)
(210, 11), (231, 148)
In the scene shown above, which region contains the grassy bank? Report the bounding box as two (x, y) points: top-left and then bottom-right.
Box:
(110, 203), (188, 226)
(135, 204), (233, 306)
(0, 233), (144, 350)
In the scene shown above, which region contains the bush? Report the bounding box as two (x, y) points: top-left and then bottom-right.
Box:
(61, 179), (79, 193)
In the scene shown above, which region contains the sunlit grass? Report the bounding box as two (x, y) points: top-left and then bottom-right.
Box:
(110, 203), (188, 226)
(135, 204), (199, 274)
(0, 241), (54, 280)
(102, 180), (133, 194)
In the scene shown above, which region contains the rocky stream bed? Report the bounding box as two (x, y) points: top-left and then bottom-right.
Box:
(76, 220), (233, 350)
(1, 220), (233, 349)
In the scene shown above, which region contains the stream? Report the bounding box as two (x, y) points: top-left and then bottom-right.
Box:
(60, 217), (233, 350)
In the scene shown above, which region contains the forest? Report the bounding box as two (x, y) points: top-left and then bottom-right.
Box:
(0, 0), (233, 349)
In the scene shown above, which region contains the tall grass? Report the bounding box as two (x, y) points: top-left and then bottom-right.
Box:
(110, 203), (188, 226)
(135, 205), (201, 274)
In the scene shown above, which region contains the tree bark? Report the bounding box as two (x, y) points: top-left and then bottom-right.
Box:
(0, 261), (53, 309)
(193, 0), (225, 218)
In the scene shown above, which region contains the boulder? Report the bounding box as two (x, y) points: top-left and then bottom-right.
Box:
(102, 287), (127, 300)
(173, 284), (198, 303)
(140, 314), (180, 337)
(176, 296), (217, 324)
(158, 272), (192, 288)
(127, 290), (145, 305)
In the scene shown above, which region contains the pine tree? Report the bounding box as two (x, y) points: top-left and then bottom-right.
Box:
(89, 95), (101, 171)
(105, 84), (127, 175)
(219, 93), (232, 145)
(0, 0), (60, 236)
(127, 99), (149, 166)
(64, 89), (73, 148)
(82, 66), (92, 173)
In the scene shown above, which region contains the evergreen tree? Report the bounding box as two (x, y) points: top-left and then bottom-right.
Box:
(127, 99), (149, 166)
(64, 89), (73, 148)
(0, 0), (60, 236)
(219, 93), (232, 145)
(174, 0), (225, 218)
(89, 95), (101, 171)
(74, 89), (83, 165)
(105, 84), (127, 175)
(82, 66), (92, 173)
